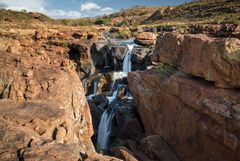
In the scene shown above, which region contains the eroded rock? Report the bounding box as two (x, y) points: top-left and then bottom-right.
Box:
(153, 32), (240, 88)
(128, 70), (240, 161)
(134, 32), (157, 46)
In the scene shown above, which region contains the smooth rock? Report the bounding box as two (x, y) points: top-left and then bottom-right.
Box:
(153, 32), (240, 88)
(128, 71), (240, 161)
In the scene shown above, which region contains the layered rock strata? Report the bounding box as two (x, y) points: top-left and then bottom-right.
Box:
(128, 32), (240, 161)
(152, 32), (240, 88)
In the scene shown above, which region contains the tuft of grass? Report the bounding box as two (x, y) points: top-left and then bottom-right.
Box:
(95, 18), (110, 26)
(154, 64), (176, 76)
(113, 30), (133, 39)
(60, 18), (96, 26)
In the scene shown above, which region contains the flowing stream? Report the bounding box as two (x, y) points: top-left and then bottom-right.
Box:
(96, 42), (136, 151)
(87, 79), (99, 100)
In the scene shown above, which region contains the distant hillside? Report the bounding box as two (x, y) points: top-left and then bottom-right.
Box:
(102, 6), (167, 26)
(144, 0), (240, 25)
(60, 6), (166, 27)
(0, 9), (54, 27)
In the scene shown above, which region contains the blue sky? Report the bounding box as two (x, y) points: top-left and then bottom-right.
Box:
(0, 0), (191, 18)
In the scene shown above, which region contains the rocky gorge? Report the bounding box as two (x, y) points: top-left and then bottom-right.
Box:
(0, 8), (240, 161)
(128, 31), (240, 161)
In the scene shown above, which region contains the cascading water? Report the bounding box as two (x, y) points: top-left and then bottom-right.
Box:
(87, 79), (99, 100)
(97, 42), (136, 151)
(123, 44), (134, 73)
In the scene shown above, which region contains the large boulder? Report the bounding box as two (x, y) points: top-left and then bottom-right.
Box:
(90, 40), (110, 69)
(0, 99), (83, 160)
(0, 51), (94, 160)
(111, 45), (128, 71)
(128, 70), (240, 161)
(152, 32), (240, 88)
(134, 32), (157, 46)
(110, 146), (138, 161)
(131, 46), (153, 71)
(140, 135), (179, 161)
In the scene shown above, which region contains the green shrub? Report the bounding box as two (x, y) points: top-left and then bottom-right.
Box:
(62, 19), (70, 26)
(154, 64), (176, 76)
(94, 18), (110, 25)
(114, 30), (132, 39)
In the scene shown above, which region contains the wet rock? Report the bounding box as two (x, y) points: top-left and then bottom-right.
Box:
(112, 45), (128, 60)
(153, 32), (240, 88)
(114, 98), (143, 139)
(93, 94), (108, 110)
(83, 74), (112, 95)
(68, 43), (95, 79)
(91, 40), (110, 69)
(128, 71), (240, 161)
(131, 46), (153, 70)
(88, 99), (104, 145)
(112, 45), (128, 70)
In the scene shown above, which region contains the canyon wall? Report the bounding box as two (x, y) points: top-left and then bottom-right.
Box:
(0, 27), (121, 161)
(128, 32), (240, 161)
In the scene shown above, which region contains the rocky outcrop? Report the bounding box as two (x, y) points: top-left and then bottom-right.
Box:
(0, 50), (96, 160)
(0, 50), (122, 160)
(187, 24), (240, 38)
(128, 70), (240, 161)
(110, 146), (138, 161)
(131, 46), (153, 71)
(90, 41), (153, 72)
(152, 32), (240, 88)
(68, 43), (95, 79)
(0, 99), (85, 161)
(134, 32), (157, 46)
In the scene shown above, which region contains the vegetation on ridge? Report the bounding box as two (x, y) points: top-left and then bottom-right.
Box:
(144, 0), (240, 25)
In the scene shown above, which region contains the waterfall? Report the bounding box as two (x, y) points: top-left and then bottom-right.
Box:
(87, 79), (99, 100)
(93, 80), (98, 96)
(97, 107), (116, 150)
(97, 42), (136, 151)
(123, 44), (134, 74)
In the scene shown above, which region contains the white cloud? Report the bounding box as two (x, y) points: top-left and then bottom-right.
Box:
(42, 9), (82, 19)
(0, 0), (114, 18)
(80, 2), (114, 17)
(0, 0), (81, 18)
(101, 7), (114, 12)
(0, 0), (45, 12)
(80, 2), (101, 11)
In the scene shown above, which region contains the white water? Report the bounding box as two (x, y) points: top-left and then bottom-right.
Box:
(97, 108), (115, 150)
(123, 44), (134, 74)
(97, 42), (136, 151)
(87, 79), (98, 100)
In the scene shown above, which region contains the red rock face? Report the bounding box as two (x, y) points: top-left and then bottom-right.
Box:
(134, 32), (157, 46)
(128, 71), (240, 161)
(152, 32), (240, 88)
(0, 50), (95, 160)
